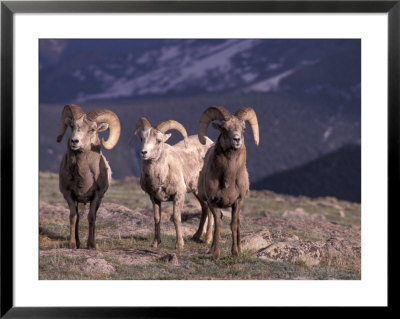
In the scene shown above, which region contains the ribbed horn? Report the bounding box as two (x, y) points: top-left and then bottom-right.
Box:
(235, 107), (259, 146)
(56, 104), (85, 143)
(156, 120), (189, 147)
(198, 106), (232, 145)
(129, 117), (152, 144)
(87, 109), (121, 150)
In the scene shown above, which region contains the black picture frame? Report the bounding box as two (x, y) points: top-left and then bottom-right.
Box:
(1, 1), (394, 317)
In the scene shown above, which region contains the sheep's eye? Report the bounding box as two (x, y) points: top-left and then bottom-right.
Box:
(89, 129), (95, 133)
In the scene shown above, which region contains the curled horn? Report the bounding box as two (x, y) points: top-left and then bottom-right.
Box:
(235, 107), (259, 146)
(156, 120), (189, 147)
(129, 117), (152, 144)
(57, 104), (85, 143)
(87, 109), (121, 150)
(198, 106), (232, 145)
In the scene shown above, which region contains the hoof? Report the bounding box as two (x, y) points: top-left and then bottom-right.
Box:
(192, 234), (202, 243)
(69, 242), (77, 249)
(212, 251), (220, 261)
(175, 242), (184, 250)
(87, 242), (96, 250)
(151, 240), (160, 248)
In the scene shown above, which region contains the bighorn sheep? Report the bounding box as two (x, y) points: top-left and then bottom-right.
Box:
(57, 104), (121, 249)
(196, 106), (259, 260)
(131, 117), (213, 249)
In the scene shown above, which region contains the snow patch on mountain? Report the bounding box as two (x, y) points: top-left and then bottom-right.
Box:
(244, 59), (320, 93)
(323, 127), (333, 142)
(180, 40), (261, 78)
(158, 46), (180, 62)
(76, 39), (263, 102)
(244, 68), (295, 93)
(242, 72), (258, 83)
(73, 70), (86, 82)
(267, 62), (281, 70)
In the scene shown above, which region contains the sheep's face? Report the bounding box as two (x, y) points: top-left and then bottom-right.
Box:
(66, 116), (108, 151)
(213, 117), (246, 151)
(138, 128), (171, 161)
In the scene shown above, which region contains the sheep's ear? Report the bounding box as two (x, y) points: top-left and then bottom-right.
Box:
(97, 123), (109, 132)
(212, 122), (223, 131)
(163, 133), (171, 142)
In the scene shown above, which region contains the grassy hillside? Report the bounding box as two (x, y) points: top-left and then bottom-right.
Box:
(39, 172), (361, 280)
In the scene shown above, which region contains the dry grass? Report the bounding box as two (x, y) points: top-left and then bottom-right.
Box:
(39, 172), (361, 280)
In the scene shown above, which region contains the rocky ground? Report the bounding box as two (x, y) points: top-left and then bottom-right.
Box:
(39, 172), (361, 280)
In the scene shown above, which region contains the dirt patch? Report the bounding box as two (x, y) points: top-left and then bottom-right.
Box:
(39, 200), (69, 225)
(96, 203), (153, 237)
(254, 214), (360, 243)
(241, 229), (299, 251)
(250, 208), (360, 267)
(282, 207), (326, 221)
(256, 237), (360, 266)
(40, 248), (162, 270)
(78, 258), (116, 274)
(158, 253), (179, 265)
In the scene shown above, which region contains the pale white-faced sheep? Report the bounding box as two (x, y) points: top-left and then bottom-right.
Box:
(57, 104), (121, 249)
(196, 106), (259, 260)
(131, 117), (213, 249)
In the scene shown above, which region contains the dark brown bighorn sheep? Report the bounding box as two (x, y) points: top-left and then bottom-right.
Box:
(57, 104), (121, 249)
(196, 106), (259, 260)
(131, 117), (213, 249)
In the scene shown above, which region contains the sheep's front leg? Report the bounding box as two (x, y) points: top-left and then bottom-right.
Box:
(87, 196), (101, 249)
(151, 198), (162, 248)
(65, 196), (79, 249)
(172, 194), (184, 249)
(204, 208), (213, 244)
(209, 206), (221, 261)
(75, 203), (81, 248)
(231, 199), (243, 257)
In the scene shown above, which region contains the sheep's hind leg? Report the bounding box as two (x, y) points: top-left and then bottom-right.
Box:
(191, 195), (209, 243)
(172, 194), (184, 249)
(151, 199), (162, 248)
(87, 196), (101, 249)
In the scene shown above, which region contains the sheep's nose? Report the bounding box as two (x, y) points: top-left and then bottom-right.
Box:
(233, 137), (240, 143)
(71, 139), (79, 144)
(141, 150), (147, 156)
